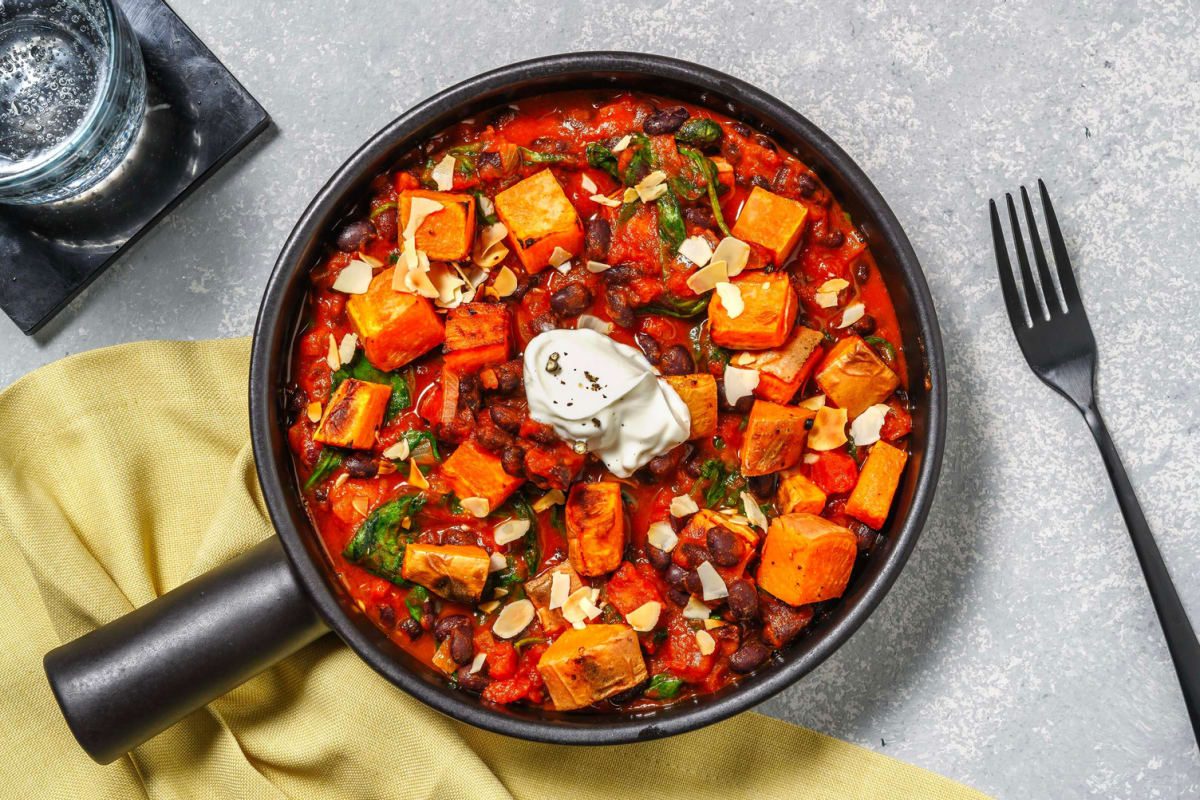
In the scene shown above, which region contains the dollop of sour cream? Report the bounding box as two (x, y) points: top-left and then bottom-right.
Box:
(523, 328), (690, 477)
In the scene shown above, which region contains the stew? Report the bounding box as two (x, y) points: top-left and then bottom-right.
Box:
(285, 91), (913, 712)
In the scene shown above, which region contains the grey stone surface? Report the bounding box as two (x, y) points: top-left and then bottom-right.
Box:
(2, 1), (1198, 796)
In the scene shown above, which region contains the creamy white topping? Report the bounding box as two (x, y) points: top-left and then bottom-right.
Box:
(523, 329), (690, 477)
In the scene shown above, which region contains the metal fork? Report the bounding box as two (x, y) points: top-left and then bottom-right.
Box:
(990, 180), (1200, 746)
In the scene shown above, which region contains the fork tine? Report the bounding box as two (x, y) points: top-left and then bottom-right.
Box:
(1020, 185), (1063, 315)
(989, 198), (1030, 331)
(1037, 178), (1082, 312)
(1005, 193), (1045, 322)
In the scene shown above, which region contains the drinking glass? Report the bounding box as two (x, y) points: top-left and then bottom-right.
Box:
(0, 0), (146, 204)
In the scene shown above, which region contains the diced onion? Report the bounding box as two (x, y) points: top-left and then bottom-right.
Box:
(493, 518), (530, 545)
(669, 494), (699, 518)
(696, 561), (728, 601)
(492, 599), (535, 639)
(646, 521), (679, 552)
(626, 601), (662, 632)
(331, 259), (373, 294)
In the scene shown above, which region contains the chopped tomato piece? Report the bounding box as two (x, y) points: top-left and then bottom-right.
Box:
(805, 450), (859, 495)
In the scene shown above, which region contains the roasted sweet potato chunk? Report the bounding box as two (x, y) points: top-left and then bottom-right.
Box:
(662, 373), (718, 439)
(440, 439), (525, 511)
(709, 271), (797, 350)
(443, 303), (511, 375)
(739, 400), (816, 477)
(398, 189), (475, 261)
(313, 378), (391, 449)
(346, 267), (445, 371)
(845, 440), (908, 528)
(525, 561), (584, 634)
(731, 326), (824, 404)
(815, 335), (900, 419)
(536, 624), (648, 710)
(494, 169), (584, 273)
(565, 481), (625, 576)
(731, 186), (809, 265)
(401, 543), (490, 603)
(758, 513), (857, 606)
(776, 466), (828, 515)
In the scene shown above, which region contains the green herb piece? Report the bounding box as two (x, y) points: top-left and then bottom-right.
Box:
(620, 486), (638, 511)
(846, 434), (858, 461)
(387, 251), (400, 265)
(402, 429), (442, 461)
(513, 636), (546, 653)
(518, 146), (569, 164)
(698, 459), (745, 508)
(713, 436), (726, 451)
(679, 147), (731, 236)
(865, 335), (897, 361)
(342, 493), (427, 584)
(511, 492), (541, 573)
(738, 415), (749, 431)
(600, 603), (621, 625)
(639, 294), (710, 319)
(473, 191), (498, 225)
(405, 584), (429, 622)
(330, 352), (412, 422)
(303, 447), (344, 491)
(656, 183), (686, 252)
(443, 492), (464, 515)
(646, 672), (684, 700)
(675, 118), (723, 147)
(492, 564), (523, 588)
(585, 142), (620, 181)
(549, 504), (565, 533)
(370, 201), (396, 220)
(652, 629), (669, 643)
(622, 134), (653, 185)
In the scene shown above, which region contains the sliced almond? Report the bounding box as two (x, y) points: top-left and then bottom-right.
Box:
(492, 599), (535, 638)
(407, 459), (430, 489)
(356, 251), (384, 268)
(695, 629), (717, 655)
(492, 265), (518, 298)
(849, 403), (891, 447)
(803, 452), (820, 465)
(685, 259), (728, 294)
(548, 246), (573, 268)
(479, 599), (501, 614)
(646, 521), (678, 552)
(813, 291), (839, 309)
(351, 496), (369, 518)
(429, 261), (467, 308)
(799, 394), (826, 411)
(404, 197), (444, 240)
(493, 518), (530, 545)
(477, 194), (495, 217)
(669, 494), (699, 518)
(590, 193), (621, 208)
(331, 260), (373, 294)
(622, 187), (638, 204)
(576, 314), (613, 334)
(703, 618), (726, 630)
(678, 235), (714, 267)
(460, 496), (490, 518)
(532, 488), (566, 512)
(472, 221), (510, 269)
(337, 332), (358, 365)
(488, 552), (507, 572)
(469, 652), (487, 674)
(741, 491), (768, 531)
(711, 237), (751, 277)
(837, 303), (866, 329)
(611, 134), (632, 153)
(326, 333), (341, 370)
(714, 281), (744, 318)
(333, 472), (349, 489)
(636, 182), (668, 203)
(382, 438), (410, 461)
(626, 601), (662, 632)
(723, 364), (759, 406)
(580, 174), (597, 194)
(306, 401), (322, 424)
(696, 561), (728, 601)
(682, 594), (711, 620)
(561, 586), (598, 628)
(808, 406), (849, 451)
(432, 155), (456, 191)
(549, 571), (570, 610)
(818, 277), (850, 294)
(585, 260), (611, 273)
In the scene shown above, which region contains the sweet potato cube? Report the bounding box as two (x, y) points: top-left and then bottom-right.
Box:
(525, 561), (585, 634)
(846, 441), (908, 529)
(443, 303), (511, 375)
(537, 624), (649, 710)
(565, 481), (625, 576)
(313, 378), (391, 449)
(731, 326), (824, 404)
(709, 271), (797, 350)
(672, 509), (759, 583)
(662, 374), (718, 439)
(776, 466), (828, 515)
(440, 439), (525, 511)
(398, 189), (475, 261)
(815, 335), (900, 419)
(731, 186), (809, 264)
(758, 513), (857, 606)
(739, 400), (816, 477)
(494, 169), (584, 273)
(401, 543), (491, 603)
(346, 267), (445, 371)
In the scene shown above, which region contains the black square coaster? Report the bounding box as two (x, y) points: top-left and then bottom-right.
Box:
(0, 0), (270, 335)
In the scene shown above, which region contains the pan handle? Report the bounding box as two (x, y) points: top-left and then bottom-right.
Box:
(43, 536), (329, 764)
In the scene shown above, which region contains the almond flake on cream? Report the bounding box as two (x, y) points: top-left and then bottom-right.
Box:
(723, 364), (759, 406)
(492, 599), (534, 639)
(714, 281), (744, 318)
(669, 494), (700, 518)
(808, 406), (849, 451)
(849, 403), (892, 447)
(711, 237), (751, 277)
(577, 314), (614, 334)
(431, 155), (456, 191)
(626, 601), (662, 632)
(837, 302), (866, 329)
(331, 259), (373, 294)
(493, 518), (530, 545)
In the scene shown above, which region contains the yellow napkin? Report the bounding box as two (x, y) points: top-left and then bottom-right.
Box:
(0, 338), (988, 800)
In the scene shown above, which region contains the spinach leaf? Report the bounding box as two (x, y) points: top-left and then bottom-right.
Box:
(331, 352), (412, 422)
(513, 636), (546, 652)
(585, 142), (620, 181)
(549, 504), (565, 533)
(519, 146), (569, 164)
(639, 294), (710, 319)
(656, 184), (686, 252)
(865, 335), (897, 362)
(402, 429), (442, 461)
(369, 201), (396, 220)
(473, 191), (498, 225)
(646, 672), (684, 700)
(699, 459), (745, 508)
(405, 584), (429, 622)
(846, 434), (858, 461)
(511, 492), (541, 573)
(622, 134), (653, 185)
(675, 118), (723, 147)
(303, 447), (344, 491)
(679, 147), (731, 236)
(342, 493), (427, 585)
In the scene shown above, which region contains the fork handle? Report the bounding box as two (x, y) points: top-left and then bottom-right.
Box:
(1084, 404), (1200, 744)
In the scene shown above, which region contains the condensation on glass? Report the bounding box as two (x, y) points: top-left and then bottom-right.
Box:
(0, 0), (145, 204)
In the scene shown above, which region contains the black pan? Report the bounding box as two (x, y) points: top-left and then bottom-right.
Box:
(43, 52), (946, 764)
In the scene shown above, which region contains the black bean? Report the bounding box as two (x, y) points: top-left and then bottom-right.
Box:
(706, 526), (743, 567)
(894, 388), (909, 405)
(684, 206), (716, 229)
(729, 640), (770, 673)
(664, 563), (689, 589)
(458, 374), (481, 412)
(634, 331), (662, 363)
(478, 151), (502, 170)
(434, 614), (472, 641)
(684, 455), (704, 478)
(343, 452), (380, 478)
(550, 282), (593, 316)
(608, 677), (651, 704)
(753, 133), (777, 152)
(718, 379), (755, 413)
(647, 448), (682, 479)
(455, 665), (490, 692)
(854, 261), (871, 283)
(750, 175), (771, 191)
(599, 264), (638, 285)
(606, 287), (635, 328)
(336, 219), (375, 252)
(475, 425), (512, 453)
(851, 313), (877, 336)
(284, 382), (307, 423)
(489, 405), (523, 433)
(584, 217), (611, 261)
(658, 344), (695, 376)
(442, 529), (475, 547)
(490, 360), (523, 394)
(667, 587), (690, 607)
(796, 173), (818, 197)
(502, 446), (525, 477)
(373, 207), (398, 242)
(646, 544), (672, 571)
(726, 579), (758, 620)
(851, 521), (878, 553)
(525, 423), (559, 446)
(532, 313), (559, 334)
(399, 617), (422, 640)
(643, 105), (690, 135)
(547, 463), (575, 488)
(509, 278), (532, 301)
(730, 121), (752, 138)
(448, 626), (474, 665)
(683, 570), (705, 596)
(376, 603), (396, 629)
(678, 543), (711, 569)
(819, 229), (845, 248)
(747, 473), (778, 498)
